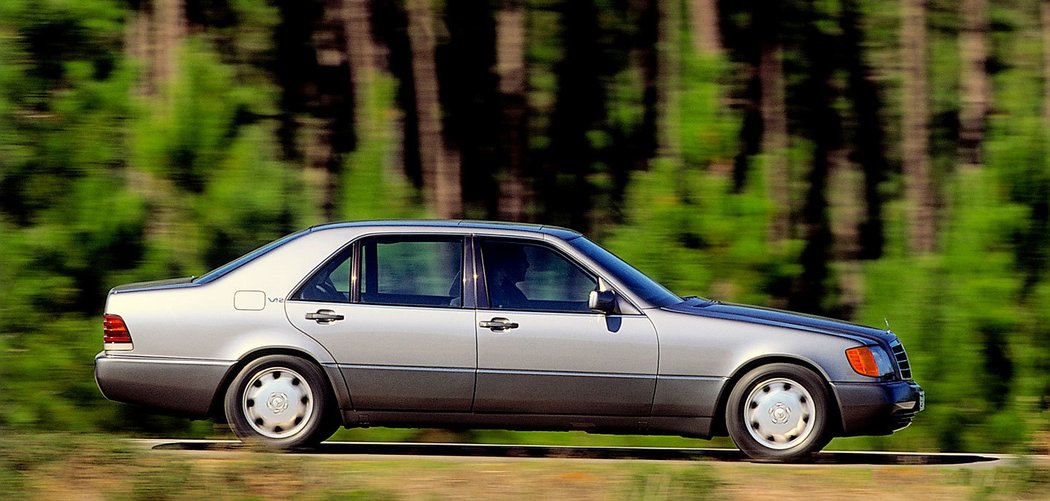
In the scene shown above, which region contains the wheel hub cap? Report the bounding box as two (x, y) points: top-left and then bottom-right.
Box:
(243, 367), (314, 439)
(267, 392), (289, 414)
(744, 377), (816, 450)
(769, 402), (791, 424)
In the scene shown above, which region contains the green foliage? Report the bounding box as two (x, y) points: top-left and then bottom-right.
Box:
(129, 37), (303, 272)
(859, 168), (1028, 452)
(0, 2), (306, 431)
(1, 0), (1050, 457)
(340, 75), (423, 220)
(608, 52), (793, 306)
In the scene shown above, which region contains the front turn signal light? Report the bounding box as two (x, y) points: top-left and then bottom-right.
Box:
(846, 346), (881, 377)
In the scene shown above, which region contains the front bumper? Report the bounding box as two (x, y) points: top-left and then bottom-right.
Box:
(830, 380), (925, 436)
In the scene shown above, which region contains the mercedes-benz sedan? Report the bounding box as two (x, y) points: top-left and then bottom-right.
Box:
(95, 220), (924, 460)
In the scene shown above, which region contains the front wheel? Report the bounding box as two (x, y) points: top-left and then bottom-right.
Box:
(725, 363), (832, 461)
(224, 355), (336, 448)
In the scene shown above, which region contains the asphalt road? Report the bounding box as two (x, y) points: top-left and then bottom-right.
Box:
(137, 439), (1022, 468)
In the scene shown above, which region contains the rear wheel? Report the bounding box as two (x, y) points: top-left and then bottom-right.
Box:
(224, 355), (337, 448)
(725, 363), (832, 461)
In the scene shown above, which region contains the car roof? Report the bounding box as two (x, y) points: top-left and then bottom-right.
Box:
(308, 220), (583, 240)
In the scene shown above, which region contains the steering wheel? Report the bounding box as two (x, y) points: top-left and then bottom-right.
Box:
(304, 276), (344, 302)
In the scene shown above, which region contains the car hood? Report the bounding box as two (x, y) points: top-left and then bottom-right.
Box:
(662, 298), (897, 345)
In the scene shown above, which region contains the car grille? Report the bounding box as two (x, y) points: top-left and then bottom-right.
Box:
(890, 339), (912, 380)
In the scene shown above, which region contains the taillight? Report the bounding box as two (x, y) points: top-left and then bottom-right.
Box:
(103, 314), (132, 344)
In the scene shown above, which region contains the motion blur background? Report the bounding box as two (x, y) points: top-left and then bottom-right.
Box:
(0, 0), (1048, 454)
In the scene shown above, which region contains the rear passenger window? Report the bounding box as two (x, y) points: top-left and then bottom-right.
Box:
(295, 246), (352, 303)
(359, 236), (464, 308)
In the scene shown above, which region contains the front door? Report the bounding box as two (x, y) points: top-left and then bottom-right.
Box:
(473, 238), (659, 416)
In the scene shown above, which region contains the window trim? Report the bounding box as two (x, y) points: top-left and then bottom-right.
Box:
(350, 239), (361, 303)
(462, 236), (478, 308)
(475, 236), (601, 315)
(288, 242), (354, 304)
(355, 234), (468, 310)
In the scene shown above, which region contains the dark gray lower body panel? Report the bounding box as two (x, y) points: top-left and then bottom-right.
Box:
(473, 370), (656, 415)
(831, 380), (924, 435)
(322, 363), (355, 410)
(651, 375), (726, 417)
(342, 410), (713, 438)
(341, 367), (722, 419)
(94, 352), (231, 416)
(341, 365), (475, 412)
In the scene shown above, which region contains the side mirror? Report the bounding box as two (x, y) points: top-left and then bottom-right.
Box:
(588, 290), (617, 314)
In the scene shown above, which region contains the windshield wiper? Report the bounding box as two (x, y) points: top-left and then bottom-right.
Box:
(682, 295), (717, 306)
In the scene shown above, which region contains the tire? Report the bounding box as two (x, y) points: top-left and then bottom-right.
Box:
(224, 355), (337, 448)
(725, 363), (832, 461)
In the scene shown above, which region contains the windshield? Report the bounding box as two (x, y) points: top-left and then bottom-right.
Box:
(194, 228), (309, 284)
(568, 236), (681, 307)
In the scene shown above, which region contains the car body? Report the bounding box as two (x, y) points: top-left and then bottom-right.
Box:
(95, 220), (924, 460)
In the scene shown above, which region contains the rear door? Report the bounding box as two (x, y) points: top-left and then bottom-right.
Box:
(286, 234), (477, 411)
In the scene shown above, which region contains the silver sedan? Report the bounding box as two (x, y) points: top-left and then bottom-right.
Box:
(95, 220), (924, 461)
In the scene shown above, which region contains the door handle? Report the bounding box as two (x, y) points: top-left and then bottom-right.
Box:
(479, 317), (518, 331)
(306, 309), (344, 324)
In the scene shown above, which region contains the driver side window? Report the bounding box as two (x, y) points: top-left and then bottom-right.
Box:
(481, 239), (597, 312)
(295, 246), (352, 303)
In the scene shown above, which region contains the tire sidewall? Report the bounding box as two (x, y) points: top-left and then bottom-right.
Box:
(725, 363), (831, 461)
(224, 355), (332, 448)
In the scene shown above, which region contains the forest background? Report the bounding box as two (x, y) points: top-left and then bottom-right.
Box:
(1, 0), (1049, 454)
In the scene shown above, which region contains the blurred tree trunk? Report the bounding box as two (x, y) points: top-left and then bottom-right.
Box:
(125, 4), (152, 96)
(840, 0), (888, 261)
(344, 0), (375, 134)
(154, 0), (186, 99)
(543, 0), (604, 229)
(959, 0), (989, 167)
(901, 0), (936, 253)
(125, 0), (186, 251)
(1037, 0), (1050, 414)
(827, 146), (863, 317)
(754, 2), (790, 246)
(637, 0), (659, 162)
(1045, 1), (1050, 125)
(126, 0), (185, 98)
(269, 0), (356, 222)
(657, 0), (682, 167)
(690, 0), (722, 56)
(789, 5), (840, 317)
(1045, 0), (1050, 125)
(307, 0), (359, 221)
(496, 0), (528, 221)
(834, 0), (894, 317)
(731, 67), (761, 191)
(406, 0), (462, 218)
(439, 2), (500, 220)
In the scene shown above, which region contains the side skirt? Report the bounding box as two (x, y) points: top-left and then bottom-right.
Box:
(339, 410), (713, 439)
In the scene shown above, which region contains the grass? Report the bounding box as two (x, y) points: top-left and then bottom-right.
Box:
(3, 432), (1049, 500)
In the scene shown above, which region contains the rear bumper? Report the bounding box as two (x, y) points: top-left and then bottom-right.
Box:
(831, 380), (925, 436)
(94, 352), (233, 417)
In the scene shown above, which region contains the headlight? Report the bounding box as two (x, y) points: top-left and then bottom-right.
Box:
(845, 345), (894, 378)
